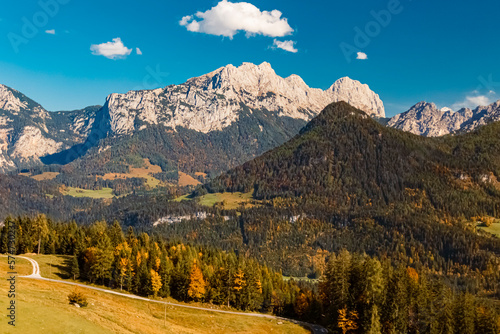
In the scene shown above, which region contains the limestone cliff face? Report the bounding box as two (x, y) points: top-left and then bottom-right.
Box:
(98, 62), (385, 136)
(0, 84), (97, 171)
(11, 126), (63, 162)
(388, 101), (500, 137)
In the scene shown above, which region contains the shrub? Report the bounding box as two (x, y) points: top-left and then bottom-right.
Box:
(68, 291), (88, 307)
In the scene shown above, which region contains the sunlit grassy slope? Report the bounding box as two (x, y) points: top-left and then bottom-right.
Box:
(0, 255), (308, 334)
(176, 191), (257, 210)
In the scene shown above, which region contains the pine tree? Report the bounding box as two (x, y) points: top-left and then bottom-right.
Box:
(90, 233), (113, 285)
(158, 252), (172, 298)
(435, 283), (454, 334)
(366, 305), (381, 334)
(108, 220), (125, 246)
(70, 255), (80, 280)
(454, 292), (475, 334)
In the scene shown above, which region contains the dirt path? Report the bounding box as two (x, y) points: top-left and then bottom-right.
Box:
(19, 255), (328, 333)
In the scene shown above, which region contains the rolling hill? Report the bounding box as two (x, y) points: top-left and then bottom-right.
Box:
(204, 101), (500, 218)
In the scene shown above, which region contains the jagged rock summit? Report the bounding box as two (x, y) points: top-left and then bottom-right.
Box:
(387, 102), (472, 137)
(388, 100), (500, 136)
(100, 62), (385, 136)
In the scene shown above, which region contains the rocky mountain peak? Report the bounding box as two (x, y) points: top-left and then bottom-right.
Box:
(412, 101), (438, 110)
(386, 100), (500, 137)
(0, 84), (35, 113)
(459, 100), (500, 132)
(387, 101), (465, 136)
(98, 62), (386, 136)
(328, 77), (385, 117)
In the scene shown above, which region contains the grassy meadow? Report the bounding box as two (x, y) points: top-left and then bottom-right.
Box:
(175, 191), (258, 210)
(0, 255), (308, 334)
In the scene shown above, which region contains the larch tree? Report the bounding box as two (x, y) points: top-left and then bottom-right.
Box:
(232, 268), (246, 308)
(33, 214), (49, 254)
(150, 269), (162, 298)
(338, 308), (359, 334)
(187, 260), (206, 301)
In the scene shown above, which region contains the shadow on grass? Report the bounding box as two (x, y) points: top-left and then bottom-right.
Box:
(48, 256), (73, 279)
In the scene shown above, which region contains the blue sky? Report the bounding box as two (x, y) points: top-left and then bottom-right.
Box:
(0, 0), (499, 117)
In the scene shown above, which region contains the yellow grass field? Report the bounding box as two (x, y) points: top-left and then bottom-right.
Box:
(31, 172), (60, 181)
(61, 187), (115, 199)
(18, 172), (60, 181)
(178, 171), (201, 187)
(0, 255), (308, 334)
(101, 159), (163, 189)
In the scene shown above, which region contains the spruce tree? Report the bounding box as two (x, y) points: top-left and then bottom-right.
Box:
(70, 255), (80, 280)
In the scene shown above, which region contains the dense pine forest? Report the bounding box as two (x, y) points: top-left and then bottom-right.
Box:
(1, 216), (498, 333)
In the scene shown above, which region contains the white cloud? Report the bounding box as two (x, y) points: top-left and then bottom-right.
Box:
(90, 38), (132, 60)
(272, 39), (297, 53)
(180, 0), (293, 39)
(180, 15), (192, 26)
(45, 29), (56, 35)
(356, 52), (368, 60)
(136, 47), (142, 55)
(451, 94), (496, 110)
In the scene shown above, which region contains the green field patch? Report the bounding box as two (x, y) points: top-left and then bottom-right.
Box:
(174, 194), (191, 202)
(282, 276), (320, 284)
(174, 192), (257, 210)
(63, 187), (115, 199)
(478, 223), (500, 237)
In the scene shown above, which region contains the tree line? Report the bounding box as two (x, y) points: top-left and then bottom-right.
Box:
(0, 215), (498, 333)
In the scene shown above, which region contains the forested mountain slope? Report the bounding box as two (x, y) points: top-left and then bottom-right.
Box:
(204, 101), (500, 218)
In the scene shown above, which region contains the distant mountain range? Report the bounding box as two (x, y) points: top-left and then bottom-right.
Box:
(387, 100), (500, 136)
(0, 62), (384, 174)
(1, 61), (500, 178)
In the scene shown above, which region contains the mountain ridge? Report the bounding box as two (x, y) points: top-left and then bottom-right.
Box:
(96, 61), (385, 137)
(0, 62), (385, 174)
(387, 100), (500, 136)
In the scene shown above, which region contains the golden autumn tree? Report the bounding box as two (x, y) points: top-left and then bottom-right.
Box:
(188, 260), (206, 301)
(233, 269), (246, 293)
(232, 268), (246, 309)
(118, 257), (129, 290)
(407, 267), (419, 284)
(115, 242), (132, 290)
(150, 269), (162, 297)
(294, 292), (309, 318)
(338, 308), (358, 334)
